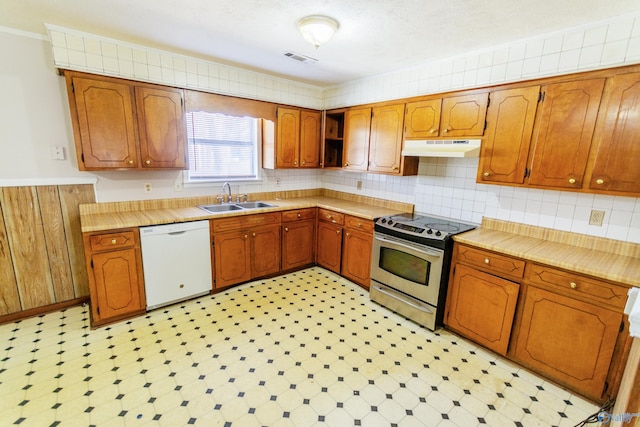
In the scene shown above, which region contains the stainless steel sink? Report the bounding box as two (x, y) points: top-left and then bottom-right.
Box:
(198, 204), (244, 213)
(234, 201), (276, 209)
(197, 201), (276, 213)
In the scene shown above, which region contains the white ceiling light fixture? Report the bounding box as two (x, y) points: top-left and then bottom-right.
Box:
(298, 15), (339, 49)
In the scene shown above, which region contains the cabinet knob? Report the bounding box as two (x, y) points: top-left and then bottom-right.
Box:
(179, 284), (184, 289)
(346, 232), (350, 237)
(127, 159), (134, 165)
(570, 282), (578, 289)
(357, 223), (362, 228)
(443, 128), (449, 134)
(336, 229), (341, 235)
(244, 234), (248, 239)
(596, 178), (604, 185)
(145, 159), (151, 165)
(483, 172), (490, 177)
(429, 129), (437, 134)
(484, 258), (490, 264)
(284, 227), (289, 232)
(252, 232), (256, 237)
(344, 163), (349, 167)
(111, 239), (117, 245)
(294, 160), (298, 166)
(297, 213), (301, 218)
(569, 178), (576, 184)
(392, 166), (399, 171)
(302, 161), (306, 165)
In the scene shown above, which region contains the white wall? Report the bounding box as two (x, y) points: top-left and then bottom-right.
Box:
(2, 13), (640, 243)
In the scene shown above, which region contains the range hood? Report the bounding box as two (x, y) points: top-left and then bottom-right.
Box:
(401, 139), (481, 158)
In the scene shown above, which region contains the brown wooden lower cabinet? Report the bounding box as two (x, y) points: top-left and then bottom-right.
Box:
(212, 213), (281, 289)
(513, 285), (622, 401)
(445, 263), (519, 355)
(83, 228), (146, 327)
(446, 243), (631, 403)
(317, 216), (343, 274)
(281, 208), (316, 271)
(341, 216), (374, 289)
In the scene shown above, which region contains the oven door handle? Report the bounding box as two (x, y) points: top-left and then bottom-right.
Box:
(373, 285), (434, 314)
(374, 235), (443, 257)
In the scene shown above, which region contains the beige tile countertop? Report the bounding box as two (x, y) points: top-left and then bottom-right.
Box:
(79, 189), (413, 233)
(453, 218), (640, 287)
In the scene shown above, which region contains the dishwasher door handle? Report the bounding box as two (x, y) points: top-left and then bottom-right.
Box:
(168, 230), (187, 236)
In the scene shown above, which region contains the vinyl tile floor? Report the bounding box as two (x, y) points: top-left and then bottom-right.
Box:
(1, 267), (600, 427)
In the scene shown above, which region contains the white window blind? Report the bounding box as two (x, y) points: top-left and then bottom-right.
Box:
(186, 111), (259, 181)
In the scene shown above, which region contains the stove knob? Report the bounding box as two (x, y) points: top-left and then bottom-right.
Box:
(381, 218), (387, 224)
(435, 230), (442, 237)
(426, 229), (433, 234)
(388, 220), (393, 225)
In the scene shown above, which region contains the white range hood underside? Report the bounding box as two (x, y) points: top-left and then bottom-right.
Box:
(401, 139), (482, 158)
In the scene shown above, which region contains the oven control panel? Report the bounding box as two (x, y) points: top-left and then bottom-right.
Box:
(375, 216), (447, 240)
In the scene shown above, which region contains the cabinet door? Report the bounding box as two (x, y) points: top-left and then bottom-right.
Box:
(317, 221), (342, 273)
(91, 248), (144, 322)
(479, 86), (540, 184)
(589, 72), (640, 193)
(250, 224), (281, 278)
(445, 264), (519, 355)
(514, 285), (622, 400)
(282, 220), (316, 270)
(276, 107), (300, 168)
(368, 104), (405, 174)
(440, 93), (489, 136)
(136, 86), (187, 169)
(300, 110), (321, 168)
(341, 228), (373, 289)
(214, 230), (251, 288)
(404, 99), (442, 138)
(343, 107), (371, 170)
(528, 79), (605, 188)
(71, 76), (138, 169)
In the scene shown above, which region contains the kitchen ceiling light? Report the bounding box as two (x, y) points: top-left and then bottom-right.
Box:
(298, 15), (339, 49)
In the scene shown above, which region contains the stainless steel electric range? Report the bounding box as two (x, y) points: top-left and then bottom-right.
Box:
(369, 213), (476, 330)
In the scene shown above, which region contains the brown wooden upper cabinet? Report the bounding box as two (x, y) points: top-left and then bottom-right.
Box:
(65, 71), (187, 171)
(274, 107), (321, 168)
(405, 93), (489, 138)
(343, 107), (372, 171)
(479, 78), (605, 189)
(587, 72), (640, 194)
(341, 104), (418, 176)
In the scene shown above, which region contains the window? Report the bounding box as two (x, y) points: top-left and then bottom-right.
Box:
(186, 111), (260, 182)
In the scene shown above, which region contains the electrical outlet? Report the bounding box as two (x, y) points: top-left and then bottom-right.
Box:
(51, 146), (65, 160)
(357, 180), (362, 190)
(174, 173), (183, 192)
(275, 178), (280, 186)
(589, 209), (605, 226)
(144, 182), (152, 193)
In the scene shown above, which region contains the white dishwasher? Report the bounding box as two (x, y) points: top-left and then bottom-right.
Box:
(140, 220), (212, 310)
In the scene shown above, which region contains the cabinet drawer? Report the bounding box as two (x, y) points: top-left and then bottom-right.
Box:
(455, 245), (525, 281)
(318, 209), (344, 225)
(525, 263), (628, 310)
(213, 212), (281, 233)
(344, 215), (374, 232)
(89, 229), (137, 251)
(282, 208), (316, 222)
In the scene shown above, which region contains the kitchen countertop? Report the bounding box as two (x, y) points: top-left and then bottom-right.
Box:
(79, 190), (413, 233)
(453, 218), (640, 287)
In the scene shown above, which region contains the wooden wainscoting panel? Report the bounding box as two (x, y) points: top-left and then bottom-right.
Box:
(59, 184), (94, 297)
(37, 186), (74, 302)
(0, 187), (55, 310)
(0, 202), (20, 315)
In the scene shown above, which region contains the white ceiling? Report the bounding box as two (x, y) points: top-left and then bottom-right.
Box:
(1, 0), (639, 86)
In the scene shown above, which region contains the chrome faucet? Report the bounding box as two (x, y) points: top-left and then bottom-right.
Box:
(221, 182), (231, 203)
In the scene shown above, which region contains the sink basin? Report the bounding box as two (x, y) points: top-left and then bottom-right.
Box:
(235, 201), (276, 209)
(198, 204), (244, 213)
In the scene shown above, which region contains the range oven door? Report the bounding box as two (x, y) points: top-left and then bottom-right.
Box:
(370, 232), (444, 306)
